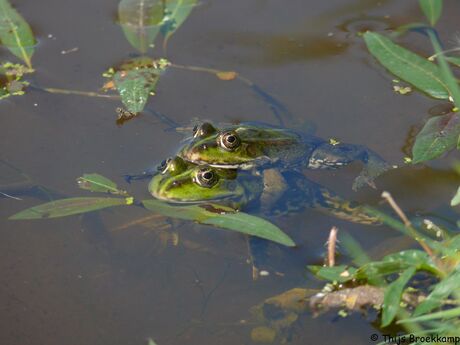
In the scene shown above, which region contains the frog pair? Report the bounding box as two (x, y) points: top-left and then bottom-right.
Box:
(148, 121), (389, 223)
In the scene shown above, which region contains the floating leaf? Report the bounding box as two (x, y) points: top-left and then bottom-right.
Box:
(381, 267), (416, 327)
(77, 173), (127, 195)
(451, 186), (460, 206)
(0, 0), (35, 68)
(118, 0), (164, 53)
(161, 0), (197, 47)
(9, 197), (130, 219)
(142, 199), (295, 246)
(113, 57), (169, 113)
(412, 113), (460, 163)
(419, 0), (443, 26)
(363, 31), (449, 100)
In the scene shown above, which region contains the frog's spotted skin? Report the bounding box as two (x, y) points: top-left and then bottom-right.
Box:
(149, 157), (380, 225)
(179, 122), (390, 190)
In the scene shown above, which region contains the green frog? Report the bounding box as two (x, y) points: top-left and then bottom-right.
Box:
(149, 156), (378, 225)
(178, 122), (390, 190)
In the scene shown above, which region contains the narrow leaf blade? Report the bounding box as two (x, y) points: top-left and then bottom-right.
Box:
(9, 197), (128, 219)
(381, 267), (416, 327)
(142, 199), (295, 246)
(363, 31), (449, 99)
(0, 0), (35, 68)
(77, 173), (126, 195)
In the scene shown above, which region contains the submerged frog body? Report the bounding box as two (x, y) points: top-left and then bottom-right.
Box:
(149, 157), (378, 225)
(178, 122), (390, 190)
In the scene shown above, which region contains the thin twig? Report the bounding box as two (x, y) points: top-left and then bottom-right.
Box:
(327, 226), (338, 267)
(381, 191), (436, 260)
(43, 87), (120, 99)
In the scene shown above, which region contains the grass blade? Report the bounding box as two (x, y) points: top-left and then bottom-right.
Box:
(381, 267), (416, 327)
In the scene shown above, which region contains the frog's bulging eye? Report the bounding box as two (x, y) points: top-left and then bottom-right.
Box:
(218, 131), (241, 151)
(167, 157), (187, 176)
(193, 122), (217, 138)
(195, 168), (218, 188)
(158, 158), (172, 174)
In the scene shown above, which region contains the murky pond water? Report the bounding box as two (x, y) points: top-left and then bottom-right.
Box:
(2, 0), (460, 344)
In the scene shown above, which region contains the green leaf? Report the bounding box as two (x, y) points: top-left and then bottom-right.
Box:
(0, 0), (35, 68)
(77, 173), (127, 195)
(381, 267), (416, 327)
(451, 186), (460, 206)
(399, 306), (460, 323)
(113, 58), (168, 113)
(419, 0), (443, 26)
(413, 270), (460, 316)
(428, 30), (460, 108)
(161, 0), (197, 47)
(308, 265), (357, 283)
(9, 197), (130, 219)
(363, 31), (449, 100)
(412, 113), (460, 163)
(118, 0), (164, 53)
(446, 56), (460, 68)
(142, 199), (295, 247)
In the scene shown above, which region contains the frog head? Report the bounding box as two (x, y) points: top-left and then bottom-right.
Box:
(148, 156), (257, 206)
(178, 122), (300, 168)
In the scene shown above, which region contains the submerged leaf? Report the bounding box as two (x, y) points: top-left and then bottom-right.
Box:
(419, 0), (443, 26)
(412, 113), (460, 163)
(363, 31), (449, 100)
(9, 197), (129, 219)
(118, 0), (164, 53)
(161, 0), (197, 46)
(142, 199), (295, 246)
(77, 173), (127, 195)
(0, 0), (35, 68)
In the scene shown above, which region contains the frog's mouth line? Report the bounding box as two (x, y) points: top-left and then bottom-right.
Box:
(152, 192), (241, 205)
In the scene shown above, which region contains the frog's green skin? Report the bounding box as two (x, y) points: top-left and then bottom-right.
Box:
(149, 157), (379, 225)
(178, 122), (390, 190)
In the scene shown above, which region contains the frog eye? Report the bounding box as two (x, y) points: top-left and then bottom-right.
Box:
(157, 158), (172, 174)
(218, 131), (241, 151)
(195, 168), (218, 188)
(167, 157), (187, 176)
(193, 122), (217, 138)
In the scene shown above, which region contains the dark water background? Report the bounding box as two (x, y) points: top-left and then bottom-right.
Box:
(1, 0), (460, 344)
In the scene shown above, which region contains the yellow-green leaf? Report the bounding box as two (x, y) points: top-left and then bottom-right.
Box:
(77, 173), (127, 195)
(0, 0), (35, 68)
